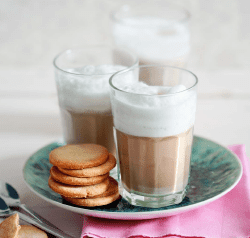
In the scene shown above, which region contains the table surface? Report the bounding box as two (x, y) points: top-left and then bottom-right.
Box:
(0, 68), (249, 237)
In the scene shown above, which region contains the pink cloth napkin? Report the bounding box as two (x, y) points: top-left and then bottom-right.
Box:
(81, 145), (250, 238)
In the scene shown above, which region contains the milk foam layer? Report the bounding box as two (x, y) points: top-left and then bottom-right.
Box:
(56, 65), (125, 113)
(113, 17), (190, 61)
(111, 82), (197, 137)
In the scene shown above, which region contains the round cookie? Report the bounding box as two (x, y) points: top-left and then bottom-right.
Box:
(62, 177), (120, 207)
(48, 176), (110, 198)
(49, 144), (109, 169)
(0, 213), (20, 238)
(50, 166), (109, 185)
(58, 153), (116, 177)
(18, 225), (48, 238)
(63, 190), (121, 207)
(91, 176), (119, 198)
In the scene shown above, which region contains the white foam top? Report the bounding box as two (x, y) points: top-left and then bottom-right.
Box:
(55, 65), (125, 113)
(111, 81), (197, 137)
(113, 17), (190, 61)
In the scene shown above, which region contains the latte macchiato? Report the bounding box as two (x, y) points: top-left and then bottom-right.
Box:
(54, 47), (138, 154)
(55, 64), (124, 154)
(112, 6), (190, 86)
(110, 65), (198, 207)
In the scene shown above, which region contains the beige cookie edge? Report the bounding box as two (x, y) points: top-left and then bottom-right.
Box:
(50, 166), (109, 185)
(48, 176), (110, 198)
(63, 191), (121, 207)
(58, 153), (116, 177)
(91, 176), (119, 198)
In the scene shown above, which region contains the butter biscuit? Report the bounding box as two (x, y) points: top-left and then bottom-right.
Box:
(49, 144), (109, 169)
(18, 225), (48, 238)
(63, 190), (121, 207)
(0, 213), (20, 238)
(50, 166), (109, 185)
(91, 176), (119, 198)
(58, 153), (116, 177)
(62, 177), (120, 207)
(48, 176), (109, 198)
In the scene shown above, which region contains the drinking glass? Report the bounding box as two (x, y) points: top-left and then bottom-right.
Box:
(53, 46), (138, 155)
(109, 65), (198, 208)
(111, 1), (191, 79)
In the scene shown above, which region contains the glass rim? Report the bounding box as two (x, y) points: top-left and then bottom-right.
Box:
(109, 64), (198, 97)
(110, 3), (191, 26)
(53, 45), (139, 76)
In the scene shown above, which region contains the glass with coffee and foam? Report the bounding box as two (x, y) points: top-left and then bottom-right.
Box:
(111, 1), (190, 85)
(53, 46), (138, 155)
(109, 65), (198, 208)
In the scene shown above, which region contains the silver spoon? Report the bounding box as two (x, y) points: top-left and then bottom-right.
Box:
(0, 181), (56, 226)
(0, 196), (34, 222)
(0, 196), (74, 238)
(0, 181), (74, 238)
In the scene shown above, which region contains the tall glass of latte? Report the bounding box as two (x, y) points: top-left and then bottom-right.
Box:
(53, 46), (138, 155)
(109, 65), (198, 208)
(111, 1), (190, 85)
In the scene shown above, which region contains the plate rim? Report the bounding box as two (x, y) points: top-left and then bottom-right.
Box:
(23, 135), (243, 220)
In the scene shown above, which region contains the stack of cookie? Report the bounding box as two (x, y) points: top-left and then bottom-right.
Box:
(48, 144), (120, 207)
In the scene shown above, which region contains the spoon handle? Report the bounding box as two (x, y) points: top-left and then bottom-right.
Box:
(19, 204), (59, 230)
(17, 211), (74, 238)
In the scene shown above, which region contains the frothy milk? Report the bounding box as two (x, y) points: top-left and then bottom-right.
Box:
(113, 17), (190, 63)
(111, 81), (196, 196)
(113, 17), (190, 86)
(112, 81), (196, 137)
(57, 65), (125, 113)
(55, 64), (125, 153)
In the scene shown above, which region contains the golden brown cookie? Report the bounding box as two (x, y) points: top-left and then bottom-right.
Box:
(50, 166), (109, 185)
(0, 213), (20, 238)
(58, 153), (116, 177)
(48, 176), (110, 198)
(61, 176), (119, 198)
(49, 144), (109, 169)
(63, 190), (121, 207)
(18, 225), (48, 238)
(91, 176), (119, 198)
(62, 177), (120, 207)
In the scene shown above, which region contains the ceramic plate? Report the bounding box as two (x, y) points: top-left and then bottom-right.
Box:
(23, 136), (242, 220)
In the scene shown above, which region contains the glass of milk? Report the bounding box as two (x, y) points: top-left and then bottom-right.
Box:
(53, 46), (138, 155)
(111, 0), (191, 85)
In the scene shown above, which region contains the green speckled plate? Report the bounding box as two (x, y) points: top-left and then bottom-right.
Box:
(23, 136), (242, 220)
